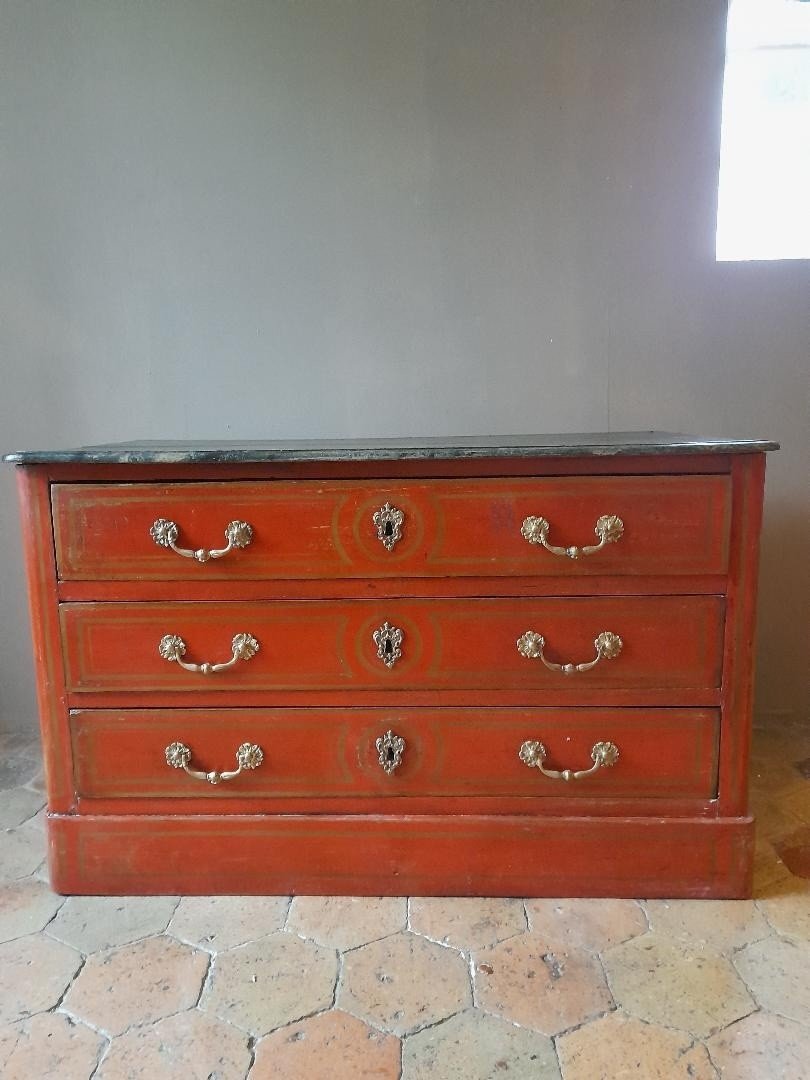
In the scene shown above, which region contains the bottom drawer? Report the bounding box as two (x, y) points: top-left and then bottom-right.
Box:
(71, 707), (719, 802)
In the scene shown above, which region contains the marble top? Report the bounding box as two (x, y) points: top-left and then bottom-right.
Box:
(3, 432), (778, 465)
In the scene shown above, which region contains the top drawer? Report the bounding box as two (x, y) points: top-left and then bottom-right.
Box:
(52, 475), (730, 581)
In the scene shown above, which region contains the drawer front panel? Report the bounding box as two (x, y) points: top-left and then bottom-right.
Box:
(70, 708), (719, 800)
(52, 475), (731, 581)
(61, 596), (724, 693)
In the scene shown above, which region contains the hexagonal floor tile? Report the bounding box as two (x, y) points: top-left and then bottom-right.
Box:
(62, 935), (208, 1036)
(603, 933), (754, 1037)
(167, 895), (290, 952)
(96, 1008), (251, 1080)
(0, 737), (41, 790)
(474, 933), (612, 1036)
(753, 839), (793, 896)
(23, 808), (46, 835)
(0, 823), (45, 884)
(47, 895), (179, 954)
(706, 1011), (810, 1079)
(0, 1010), (105, 1079)
(734, 936), (810, 1025)
(402, 1008), (560, 1080)
(0, 878), (63, 943)
(525, 899), (647, 952)
(779, 790), (810, 830)
(287, 896), (407, 951)
(0, 933), (82, 1026)
(0, 788), (44, 830)
(756, 878), (810, 941)
(252, 1009), (400, 1079)
(200, 932), (338, 1035)
(409, 898), (526, 952)
(642, 898), (770, 952)
(338, 931), (471, 1036)
(754, 802), (805, 843)
(557, 1010), (715, 1079)
(774, 825), (810, 878)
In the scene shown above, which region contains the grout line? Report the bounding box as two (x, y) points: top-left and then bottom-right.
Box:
(86, 1032), (111, 1080)
(593, 951), (620, 1029)
(337, 1002), (393, 1038)
(405, 928), (465, 954)
(245, 1034), (257, 1078)
(405, 1007), (465, 1039)
(193, 951), (213, 1009)
(686, 1034), (722, 1080)
(110, 1001), (217, 1042)
(280, 894), (294, 930)
(331, 949), (343, 1011)
(554, 1002), (618, 1041)
(264, 1002), (335, 1036)
(44, 921), (186, 958)
(164, 927), (218, 956)
(636, 899), (652, 933)
(165, 895), (182, 923)
(196, 948), (217, 1009)
(280, 894), (293, 928)
(551, 1032), (565, 1078)
(468, 952), (478, 1008)
(49, 954), (86, 1013)
(40, 894), (69, 934)
(57, 1005), (113, 1041)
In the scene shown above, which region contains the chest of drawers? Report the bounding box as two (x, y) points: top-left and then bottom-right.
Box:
(5, 433), (776, 897)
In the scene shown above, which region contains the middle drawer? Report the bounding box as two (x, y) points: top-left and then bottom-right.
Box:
(61, 596), (723, 694)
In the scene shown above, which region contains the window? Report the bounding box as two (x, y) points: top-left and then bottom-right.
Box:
(716, 0), (810, 260)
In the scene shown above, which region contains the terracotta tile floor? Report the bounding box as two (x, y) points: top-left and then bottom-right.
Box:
(1, 720), (809, 1079)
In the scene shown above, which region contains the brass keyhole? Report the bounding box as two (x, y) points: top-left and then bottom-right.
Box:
(373, 503), (404, 551)
(373, 621), (403, 668)
(376, 729), (405, 774)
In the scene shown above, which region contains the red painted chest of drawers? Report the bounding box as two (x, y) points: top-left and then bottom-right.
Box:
(4, 433), (777, 897)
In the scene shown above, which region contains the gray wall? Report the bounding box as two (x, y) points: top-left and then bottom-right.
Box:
(1, 0), (808, 731)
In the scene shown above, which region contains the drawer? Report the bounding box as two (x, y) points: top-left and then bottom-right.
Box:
(60, 596), (724, 693)
(70, 707), (720, 801)
(52, 475), (731, 581)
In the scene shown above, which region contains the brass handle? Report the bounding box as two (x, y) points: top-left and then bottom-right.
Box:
(376, 730), (406, 774)
(521, 514), (623, 559)
(517, 630), (622, 673)
(165, 740), (264, 784)
(150, 518), (253, 563)
(158, 632), (260, 675)
(519, 739), (619, 781)
(373, 503), (405, 551)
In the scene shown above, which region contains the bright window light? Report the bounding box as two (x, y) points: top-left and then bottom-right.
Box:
(716, 0), (810, 261)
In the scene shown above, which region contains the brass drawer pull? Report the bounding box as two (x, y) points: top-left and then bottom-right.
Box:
(519, 739), (619, 781)
(373, 503), (404, 551)
(517, 630), (622, 673)
(376, 730), (406, 774)
(150, 518), (253, 563)
(158, 632), (260, 675)
(165, 740), (264, 784)
(373, 621), (404, 668)
(521, 514), (623, 559)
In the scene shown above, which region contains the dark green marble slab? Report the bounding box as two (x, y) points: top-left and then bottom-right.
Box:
(3, 432), (778, 465)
